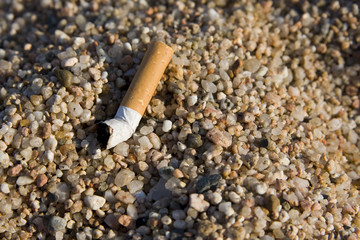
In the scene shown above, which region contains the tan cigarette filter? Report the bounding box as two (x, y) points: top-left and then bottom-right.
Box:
(120, 41), (174, 116)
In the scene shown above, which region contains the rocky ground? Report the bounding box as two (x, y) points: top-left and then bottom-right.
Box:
(0, 0), (360, 239)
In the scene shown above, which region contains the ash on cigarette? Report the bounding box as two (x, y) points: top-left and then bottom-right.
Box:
(96, 122), (112, 149)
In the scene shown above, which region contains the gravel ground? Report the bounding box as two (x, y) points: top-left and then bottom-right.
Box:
(0, 0), (360, 239)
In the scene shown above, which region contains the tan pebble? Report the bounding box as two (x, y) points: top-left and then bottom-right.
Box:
(24, 43), (32, 51)
(59, 144), (75, 155)
(262, 1), (273, 13)
(138, 161), (149, 172)
(42, 122), (52, 139)
(206, 128), (232, 148)
(352, 99), (359, 109)
(20, 119), (30, 127)
(146, 149), (163, 162)
(8, 164), (22, 176)
(36, 174), (48, 187)
(311, 202), (322, 211)
(317, 44), (327, 54)
(70, 200), (83, 214)
(146, 7), (154, 15)
(341, 41), (350, 50)
(346, 85), (358, 97)
(115, 190), (135, 204)
(30, 95), (43, 106)
(173, 169), (184, 178)
(118, 215), (132, 227)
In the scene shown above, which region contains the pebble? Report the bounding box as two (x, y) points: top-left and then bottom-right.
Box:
(189, 193), (210, 212)
(173, 220), (186, 229)
(54, 183), (70, 203)
(186, 134), (203, 148)
(0, 183), (10, 194)
(219, 202), (235, 216)
(328, 118), (342, 131)
(115, 170), (134, 188)
(196, 174), (221, 193)
(16, 176), (34, 186)
(161, 215), (172, 225)
(84, 195), (106, 210)
(115, 190), (136, 204)
(89, 68), (101, 81)
(254, 183), (268, 195)
(162, 120), (172, 132)
(201, 80), (217, 93)
(49, 216), (67, 232)
(172, 210), (186, 220)
(140, 125), (154, 135)
(104, 214), (120, 229)
(228, 191), (241, 204)
(187, 95), (198, 106)
(118, 214), (132, 227)
(113, 142), (129, 156)
(288, 86), (300, 97)
(54, 68), (73, 87)
(138, 136), (153, 150)
(159, 166), (174, 180)
(244, 59), (261, 73)
(127, 204), (138, 219)
(208, 192), (222, 205)
(68, 102), (83, 118)
(148, 133), (161, 150)
(206, 129), (232, 148)
(62, 57), (78, 67)
(36, 174), (48, 187)
(128, 180), (144, 194)
(8, 164), (22, 176)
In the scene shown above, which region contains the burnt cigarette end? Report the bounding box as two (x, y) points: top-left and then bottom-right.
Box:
(97, 122), (112, 149)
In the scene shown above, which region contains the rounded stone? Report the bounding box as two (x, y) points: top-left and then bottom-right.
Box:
(186, 134), (203, 148)
(49, 216), (67, 232)
(54, 68), (73, 87)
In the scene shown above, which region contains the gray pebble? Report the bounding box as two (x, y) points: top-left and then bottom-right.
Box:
(244, 59), (260, 73)
(196, 174), (221, 194)
(49, 216), (67, 232)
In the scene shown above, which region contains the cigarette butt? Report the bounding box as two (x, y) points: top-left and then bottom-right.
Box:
(121, 41), (174, 115)
(97, 41), (174, 149)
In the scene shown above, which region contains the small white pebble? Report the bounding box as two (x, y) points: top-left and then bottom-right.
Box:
(16, 176), (34, 186)
(79, 55), (90, 64)
(62, 57), (78, 67)
(255, 183), (268, 195)
(127, 204), (138, 219)
(30, 137), (43, 148)
(138, 136), (153, 150)
(328, 118), (342, 131)
(187, 95), (198, 106)
(84, 195), (106, 210)
(140, 126), (154, 135)
(219, 202), (235, 216)
(114, 142), (129, 156)
(162, 120), (172, 132)
(0, 183), (10, 194)
(128, 180), (144, 194)
(209, 192), (222, 205)
(228, 191), (241, 204)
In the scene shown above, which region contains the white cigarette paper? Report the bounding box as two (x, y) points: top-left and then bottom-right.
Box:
(97, 41), (174, 149)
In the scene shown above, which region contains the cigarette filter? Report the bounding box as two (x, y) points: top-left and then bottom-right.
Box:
(97, 41), (174, 149)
